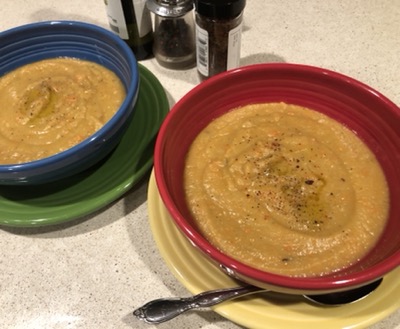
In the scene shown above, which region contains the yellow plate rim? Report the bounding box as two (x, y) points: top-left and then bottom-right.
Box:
(147, 171), (400, 329)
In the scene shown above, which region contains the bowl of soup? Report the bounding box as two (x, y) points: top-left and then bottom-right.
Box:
(0, 20), (139, 185)
(154, 63), (400, 294)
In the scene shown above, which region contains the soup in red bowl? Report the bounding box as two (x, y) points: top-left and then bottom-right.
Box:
(154, 63), (400, 294)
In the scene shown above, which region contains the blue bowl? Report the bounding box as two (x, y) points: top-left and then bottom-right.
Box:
(0, 21), (139, 185)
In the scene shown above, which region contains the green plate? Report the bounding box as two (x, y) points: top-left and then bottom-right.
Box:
(0, 64), (169, 227)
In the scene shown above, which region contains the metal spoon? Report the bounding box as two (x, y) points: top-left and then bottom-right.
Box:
(133, 279), (382, 324)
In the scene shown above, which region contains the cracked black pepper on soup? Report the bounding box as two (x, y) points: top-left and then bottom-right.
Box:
(184, 102), (389, 277)
(0, 58), (125, 164)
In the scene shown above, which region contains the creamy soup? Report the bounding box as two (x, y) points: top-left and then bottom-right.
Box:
(184, 102), (389, 277)
(0, 58), (126, 164)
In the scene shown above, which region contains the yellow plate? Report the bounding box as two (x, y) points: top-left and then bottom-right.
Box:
(147, 171), (400, 329)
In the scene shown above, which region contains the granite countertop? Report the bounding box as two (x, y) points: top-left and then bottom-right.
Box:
(0, 1), (399, 328)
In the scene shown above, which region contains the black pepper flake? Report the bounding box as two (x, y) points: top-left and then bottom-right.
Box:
(305, 179), (314, 185)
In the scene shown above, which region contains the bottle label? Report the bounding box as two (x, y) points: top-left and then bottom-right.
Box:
(132, 0), (152, 38)
(105, 0), (129, 39)
(227, 22), (243, 70)
(195, 24), (209, 76)
(105, 0), (151, 39)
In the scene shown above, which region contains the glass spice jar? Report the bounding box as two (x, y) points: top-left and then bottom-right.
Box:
(194, 0), (246, 80)
(147, 0), (196, 69)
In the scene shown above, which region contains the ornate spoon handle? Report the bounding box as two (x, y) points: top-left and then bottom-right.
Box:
(133, 285), (262, 324)
(133, 279), (383, 324)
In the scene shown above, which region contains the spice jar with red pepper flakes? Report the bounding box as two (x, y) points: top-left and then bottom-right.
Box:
(194, 0), (246, 80)
(147, 0), (196, 69)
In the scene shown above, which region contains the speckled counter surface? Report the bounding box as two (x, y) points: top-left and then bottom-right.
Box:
(0, 1), (399, 328)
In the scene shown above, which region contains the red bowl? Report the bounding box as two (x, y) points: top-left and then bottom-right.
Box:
(154, 63), (400, 294)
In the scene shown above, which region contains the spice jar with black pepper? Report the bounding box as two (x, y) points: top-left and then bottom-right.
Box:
(147, 0), (196, 69)
(194, 0), (246, 80)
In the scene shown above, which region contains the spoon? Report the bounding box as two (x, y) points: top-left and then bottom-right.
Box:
(133, 279), (382, 324)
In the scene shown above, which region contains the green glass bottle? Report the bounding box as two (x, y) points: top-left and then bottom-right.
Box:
(104, 0), (154, 60)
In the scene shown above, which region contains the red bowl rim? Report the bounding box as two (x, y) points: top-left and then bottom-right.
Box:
(154, 62), (400, 292)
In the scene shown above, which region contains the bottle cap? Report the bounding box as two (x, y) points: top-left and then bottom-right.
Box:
(147, 0), (193, 17)
(194, 0), (246, 20)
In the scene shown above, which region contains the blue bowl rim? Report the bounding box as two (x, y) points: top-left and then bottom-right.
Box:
(0, 20), (139, 174)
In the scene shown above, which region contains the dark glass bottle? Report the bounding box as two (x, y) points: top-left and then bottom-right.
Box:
(104, 0), (154, 60)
